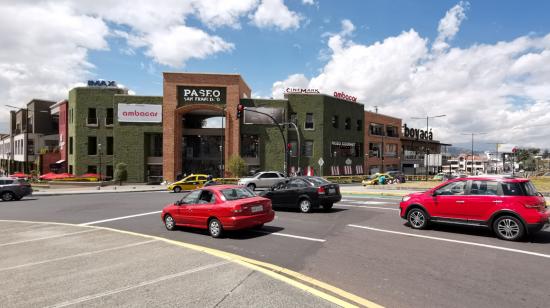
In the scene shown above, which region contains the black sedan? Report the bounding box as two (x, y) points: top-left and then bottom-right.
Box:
(259, 177), (341, 213)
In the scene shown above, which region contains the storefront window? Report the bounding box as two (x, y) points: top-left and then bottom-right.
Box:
(369, 123), (384, 136)
(241, 134), (259, 158)
(148, 134), (162, 157)
(331, 141), (357, 157)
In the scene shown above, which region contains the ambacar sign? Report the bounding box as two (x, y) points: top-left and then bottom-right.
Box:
(118, 104), (162, 123)
(177, 86), (226, 105)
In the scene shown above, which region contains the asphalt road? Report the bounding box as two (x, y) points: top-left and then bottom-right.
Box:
(1, 192), (550, 307)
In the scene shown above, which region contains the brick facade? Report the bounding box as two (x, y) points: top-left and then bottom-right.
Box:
(364, 111), (402, 174)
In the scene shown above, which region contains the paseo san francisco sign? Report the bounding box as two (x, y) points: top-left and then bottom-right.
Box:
(403, 123), (433, 140)
(178, 86), (226, 105)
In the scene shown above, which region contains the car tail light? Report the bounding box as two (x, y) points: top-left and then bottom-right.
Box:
(523, 203), (544, 211)
(232, 204), (243, 214)
(318, 186), (325, 195)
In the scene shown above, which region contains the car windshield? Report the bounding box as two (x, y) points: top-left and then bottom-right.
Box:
(221, 188), (256, 200)
(368, 174), (379, 179)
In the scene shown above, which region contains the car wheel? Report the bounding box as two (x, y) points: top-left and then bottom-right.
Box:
(208, 218), (223, 238)
(322, 203), (333, 211)
(493, 216), (525, 241)
(1, 192), (15, 202)
(247, 184), (256, 191)
(299, 199), (312, 213)
(164, 214), (176, 231)
(173, 186), (182, 193)
(407, 208), (428, 229)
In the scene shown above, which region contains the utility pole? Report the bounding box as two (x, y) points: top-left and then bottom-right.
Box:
(411, 114), (446, 180)
(462, 132), (487, 175)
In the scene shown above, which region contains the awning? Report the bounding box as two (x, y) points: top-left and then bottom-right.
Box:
(55, 160), (65, 164)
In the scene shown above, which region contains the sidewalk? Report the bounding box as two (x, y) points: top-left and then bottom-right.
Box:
(0, 220), (351, 307)
(32, 184), (167, 196)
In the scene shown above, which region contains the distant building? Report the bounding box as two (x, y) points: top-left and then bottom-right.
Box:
(443, 154), (487, 174)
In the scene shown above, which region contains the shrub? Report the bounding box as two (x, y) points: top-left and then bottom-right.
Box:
(227, 155), (247, 177)
(114, 163), (128, 185)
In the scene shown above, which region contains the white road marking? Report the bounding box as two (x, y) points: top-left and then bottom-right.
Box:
(0, 240), (157, 272)
(347, 224), (550, 259)
(79, 211), (162, 226)
(47, 261), (230, 308)
(252, 230), (326, 242)
(348, 201), (390, 205)
(0, 229), (97, 247)
(337, 204), (400, 211)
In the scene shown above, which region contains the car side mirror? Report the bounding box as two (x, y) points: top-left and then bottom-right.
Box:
(175, 200), (183, 206)
(431, 191), (438, 197)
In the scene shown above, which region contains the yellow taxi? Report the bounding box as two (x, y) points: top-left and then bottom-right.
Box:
(168, 174), (209, 193)
(361, 173), (393, 186)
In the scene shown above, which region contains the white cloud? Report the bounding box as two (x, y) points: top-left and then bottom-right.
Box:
(273, 10), (550, 148)
(272, 73), (310, 99)
(302, 0), (315, 5)
(144, 26), (234, 67)
(0, 2), (108, 122)
(433, 1), (468, 52)
(251, 0), (302, 30)
(192, 0), (259, 29)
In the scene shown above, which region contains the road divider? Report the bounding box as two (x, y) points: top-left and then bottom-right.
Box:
(347, 224), (550, 259)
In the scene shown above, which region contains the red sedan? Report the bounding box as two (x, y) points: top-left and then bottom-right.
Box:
(161, 185), (275, 238)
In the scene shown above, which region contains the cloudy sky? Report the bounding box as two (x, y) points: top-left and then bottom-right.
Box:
(1, 0), (550, 150)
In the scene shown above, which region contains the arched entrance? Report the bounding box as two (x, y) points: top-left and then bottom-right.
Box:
(174, 104), (226, 179)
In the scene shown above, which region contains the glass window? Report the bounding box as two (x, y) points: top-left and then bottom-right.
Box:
(357, 120), (362, 131)
(106, 108), (114, 125)
(386, 125), (399, 137)
(241, 134), (259, 158)
(107, 136), (114, 155)
(287, 179), (308, 188)
(303, 141), (313, 157)
(69, 137), (73, 155)
(469, 180), (499, 195)
(221, 187), (255, 201)
(106, 165), (113, 178)
(305, 177), (330, 185)
(289, 113), (297, 128)
(345, 118), (351, 130)
(385, 144), (398, 158)
(260, 172), (278, 178)
(355, 143), (362, 157)
(369, 123), (384, 136)
(87, 165), (97, 173)
(521, 181), (538, 196)
(88, 136), (97, 155)
(369, 143), (382, 158)
(149, 134), (162, 157)
(198, 190), (216, 204)
(27, 139), (34, 155)
(181, 190), (201, 204)
(305, 113), (314, 130)
(435, 181), (466, 195)
(332, 115), (339, 128)
(87, 108), (97, 125)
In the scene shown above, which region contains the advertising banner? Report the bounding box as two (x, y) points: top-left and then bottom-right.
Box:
(243, 107), (285, 125)
(177, 86), (226, 105)
(118, 104), (162, 123)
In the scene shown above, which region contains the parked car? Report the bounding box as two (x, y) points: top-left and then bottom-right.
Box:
(399, 176), (549, 241)
(259, 176), (341, 212)
(161, 185), (275, 238)
(0, 177), (32, 201)
(237, 171), (286, 191)
(167, 174), (208, 193)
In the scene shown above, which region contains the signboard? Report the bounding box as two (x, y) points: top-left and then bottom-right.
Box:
(177, 86), (226, 105)
(243, 107), (285, 125)
(318, 157), (324, 166)
(118, 104), (162, 123)
(331, 141), (355, 147)
(88, 80), (117, 87)
(403, 124), (433, 141)
(333, 91), (357, 103)
(285, 88), (320, 94)
(345, 158), (352, 165)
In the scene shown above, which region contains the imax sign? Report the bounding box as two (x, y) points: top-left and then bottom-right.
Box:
(88, 80), (117, 87)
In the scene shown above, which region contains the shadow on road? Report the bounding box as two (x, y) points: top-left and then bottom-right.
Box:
(273, 207), (348, 214)
(175, 225), (286, 240)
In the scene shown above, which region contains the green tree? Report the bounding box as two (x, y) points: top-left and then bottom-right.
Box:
(227, 155), (247, 177)
(114, 163), (128, 185)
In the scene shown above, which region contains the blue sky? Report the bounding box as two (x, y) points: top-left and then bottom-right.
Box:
(2, 0), (550, 149)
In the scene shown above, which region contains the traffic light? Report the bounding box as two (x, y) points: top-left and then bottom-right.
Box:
(236, 104), (244, 119)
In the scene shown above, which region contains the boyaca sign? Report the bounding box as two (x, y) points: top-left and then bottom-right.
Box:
(403, 124), (433, 141)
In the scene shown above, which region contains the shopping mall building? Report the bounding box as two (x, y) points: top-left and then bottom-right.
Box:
(2, 72), (450, 182)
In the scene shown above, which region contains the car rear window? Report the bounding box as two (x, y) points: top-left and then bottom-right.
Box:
(306, 177), (330, 186)
(221, 188), (255, 200)
(501, 181), (538, 196)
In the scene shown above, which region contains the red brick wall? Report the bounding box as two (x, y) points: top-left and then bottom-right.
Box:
(162, 73), (251, 182)
(40, 151), (61, 174)
(364, 111), (403, 173)
(58, 100), (68, 163)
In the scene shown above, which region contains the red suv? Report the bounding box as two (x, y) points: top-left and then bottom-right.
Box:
(400, 176), (549, 241)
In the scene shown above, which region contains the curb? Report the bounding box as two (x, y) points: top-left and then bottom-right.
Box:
(32, 188), (167, 197)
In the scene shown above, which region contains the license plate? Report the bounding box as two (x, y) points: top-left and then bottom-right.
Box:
(251, 205), (263, 213)
(328, 188), (336, 194)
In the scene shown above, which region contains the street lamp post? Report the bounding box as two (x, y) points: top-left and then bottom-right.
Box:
(462, 132), (487, 175)
(242, 107), (288, 176)
(98, 143), (102, 184)
(411, 114), (446, 181)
